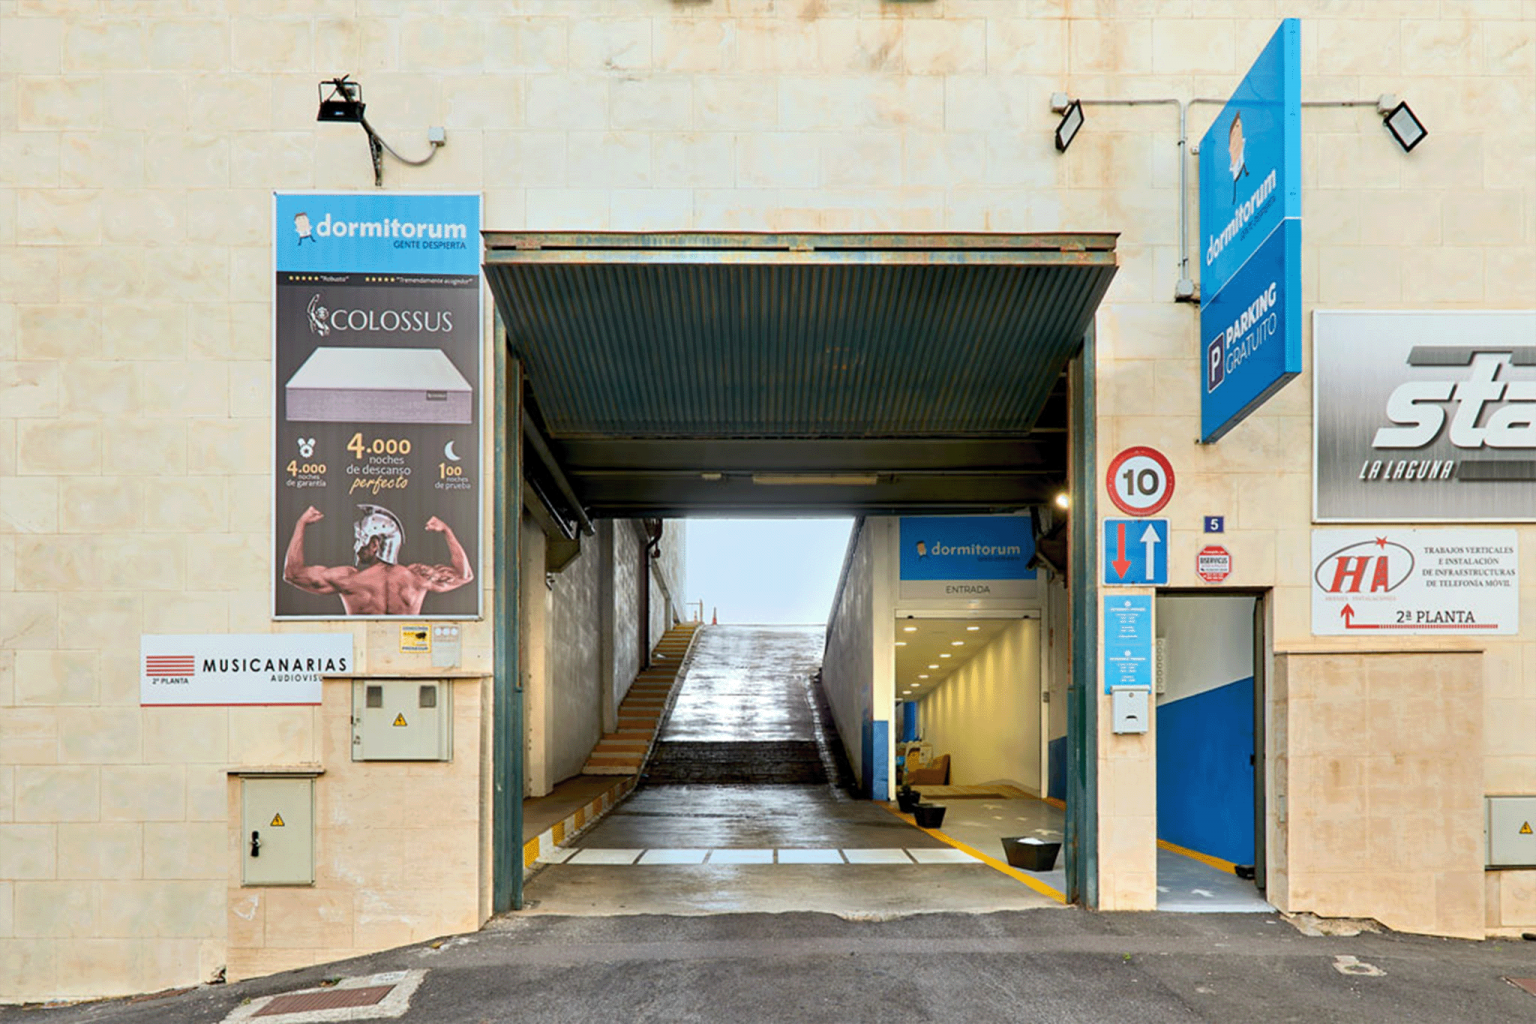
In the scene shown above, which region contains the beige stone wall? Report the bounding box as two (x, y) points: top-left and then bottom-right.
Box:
(1269, 652), (1484, 938)
(224, 678), (486, 982)
(3, 0), (1535, 1002)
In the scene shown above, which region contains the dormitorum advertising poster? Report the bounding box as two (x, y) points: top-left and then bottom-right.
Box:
(273, 193), (482, 619)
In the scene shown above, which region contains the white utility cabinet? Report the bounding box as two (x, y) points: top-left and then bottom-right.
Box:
(241, 776), (315, 886)
(352, 679), (452, 761)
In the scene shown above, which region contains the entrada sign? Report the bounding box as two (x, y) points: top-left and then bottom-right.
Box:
(1198, 19), (1302, 443)
(1315, 310), (1536, 521)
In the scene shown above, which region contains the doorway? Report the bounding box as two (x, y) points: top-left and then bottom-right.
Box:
(1153, 592), (1269, 911)
(483, 231), (1117, 912)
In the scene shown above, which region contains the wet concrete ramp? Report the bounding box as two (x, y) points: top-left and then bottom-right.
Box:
(643, 625), (851, 788)
(645, 740), (828, 785)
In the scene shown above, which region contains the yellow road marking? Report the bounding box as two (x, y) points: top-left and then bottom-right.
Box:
(1157, 838), (1238, 875)
(880, 803), (1066, 905)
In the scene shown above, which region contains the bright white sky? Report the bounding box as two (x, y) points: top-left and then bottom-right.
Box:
(684, 518), (855, 625)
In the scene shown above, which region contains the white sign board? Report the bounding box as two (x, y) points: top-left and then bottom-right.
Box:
(1311, 529), (1517, 635)
(141, 634), (354, 706)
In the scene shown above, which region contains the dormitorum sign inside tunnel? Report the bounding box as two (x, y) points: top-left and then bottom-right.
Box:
(1314, 310), (1536, 522)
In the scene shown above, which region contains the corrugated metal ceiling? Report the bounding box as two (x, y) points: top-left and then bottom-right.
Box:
(485, 233), (1115, 439)
(483, 233), (1115, 517)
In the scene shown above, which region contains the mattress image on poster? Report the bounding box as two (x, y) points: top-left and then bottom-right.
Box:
(285, 347), (473, 424)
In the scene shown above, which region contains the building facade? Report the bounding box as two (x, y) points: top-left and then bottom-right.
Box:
(2, 0), (1535, 1003)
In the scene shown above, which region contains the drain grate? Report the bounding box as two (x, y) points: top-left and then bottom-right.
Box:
(256, 984), (394, 1016)
(1507, 978), (1536, 998)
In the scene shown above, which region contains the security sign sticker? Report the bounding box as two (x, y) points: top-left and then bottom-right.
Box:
(1197, 545), (1232, 583)
(1311, 528), (1517, 635)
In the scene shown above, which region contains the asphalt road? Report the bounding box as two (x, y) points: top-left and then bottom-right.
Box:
(9, 910), (1535, 1024)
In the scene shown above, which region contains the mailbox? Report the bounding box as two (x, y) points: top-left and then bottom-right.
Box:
(352, 679), (452, 761)
(1111, 688), (1150, 734)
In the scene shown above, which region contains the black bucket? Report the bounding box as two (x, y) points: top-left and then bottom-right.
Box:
(1001, 837), (1060, 871)
(913, 803), (947, 829)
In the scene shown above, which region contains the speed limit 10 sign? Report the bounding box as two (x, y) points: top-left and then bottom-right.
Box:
(1106, 446), (1175, 516)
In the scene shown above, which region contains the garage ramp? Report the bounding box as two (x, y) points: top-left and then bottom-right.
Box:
(522, 626), (1061, 916)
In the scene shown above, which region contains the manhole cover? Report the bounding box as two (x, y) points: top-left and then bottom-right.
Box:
(256, 984), (394, 1016)
(1507, 978), (1536, 998)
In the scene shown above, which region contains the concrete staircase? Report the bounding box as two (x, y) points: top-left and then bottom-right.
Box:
(581, 621), (700, 775)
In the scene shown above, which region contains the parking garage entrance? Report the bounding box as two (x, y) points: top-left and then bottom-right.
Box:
(482, 232), (1116, 913)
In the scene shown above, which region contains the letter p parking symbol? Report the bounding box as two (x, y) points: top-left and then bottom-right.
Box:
(1206, 333), (1225, 392)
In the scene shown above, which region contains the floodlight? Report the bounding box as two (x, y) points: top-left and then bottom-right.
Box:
(317, 76), (365, 122)
(1054, 100), (1084, 152)
(1381, 100), (1427, 152)
(316, 74), (445, 186)
(1054, 491), (1070, 509)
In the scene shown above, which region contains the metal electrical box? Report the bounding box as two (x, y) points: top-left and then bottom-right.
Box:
(352, 679), (452, 761)
(1487, 796), (1536, 867)
(1111, 688), (1150, 734)
(241, 777), (315, 886)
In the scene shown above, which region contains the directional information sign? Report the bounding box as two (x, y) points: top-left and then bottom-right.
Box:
(1103, 519), (1168, 586)
(1103, 594), (1153, 693)
(1199, 18), (1302, 443)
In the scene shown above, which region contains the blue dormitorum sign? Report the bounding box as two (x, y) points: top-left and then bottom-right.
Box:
(898, 516), (1036, 600)
(899, 516), (1036, 582)
(274, 192), (481, 276)
(1198, 18), (1302, 444)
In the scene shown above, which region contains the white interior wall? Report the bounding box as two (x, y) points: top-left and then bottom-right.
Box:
(520, 512), (551, 796)
(821, 519), (874, 787)
(1156, 595), (1255, 704)
(917, 618), (1041, 793)
(1046, 576), (1069, 740)
(610, 521), (643, 706)
(548, 531), (603, 786)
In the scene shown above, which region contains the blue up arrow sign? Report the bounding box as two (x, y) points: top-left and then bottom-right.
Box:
(1103, 519), (1168, 586)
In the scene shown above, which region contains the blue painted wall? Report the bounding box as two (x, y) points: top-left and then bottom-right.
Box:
(1047, 736), (1066, 802)
(900, 702), (919, 742)
(861, 717), (889, 800)
(1156, 677), (1254, 865)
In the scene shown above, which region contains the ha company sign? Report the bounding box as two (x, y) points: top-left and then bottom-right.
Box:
(1310, 529), (1517, 636)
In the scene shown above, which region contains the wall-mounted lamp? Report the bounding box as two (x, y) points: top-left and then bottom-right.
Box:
(317, 75), (445, 187)
(1378, 95), (1428, 152)
(1052, 96), (1085, 152)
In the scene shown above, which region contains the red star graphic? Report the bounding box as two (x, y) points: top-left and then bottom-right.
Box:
(1374, 536), (1388, 548)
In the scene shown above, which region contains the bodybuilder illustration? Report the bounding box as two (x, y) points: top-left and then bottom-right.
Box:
(283, 503), (473, 615)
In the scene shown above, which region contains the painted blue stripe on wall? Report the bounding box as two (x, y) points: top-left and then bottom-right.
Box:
(1047, 736), (1066, 802)
(861, 717), (890, 800)
(1156, 677), (1254, 865)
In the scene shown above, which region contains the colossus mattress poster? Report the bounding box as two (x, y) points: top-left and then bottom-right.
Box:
(273, 193), (482, 619)
(1314, 310), (1536, 522)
